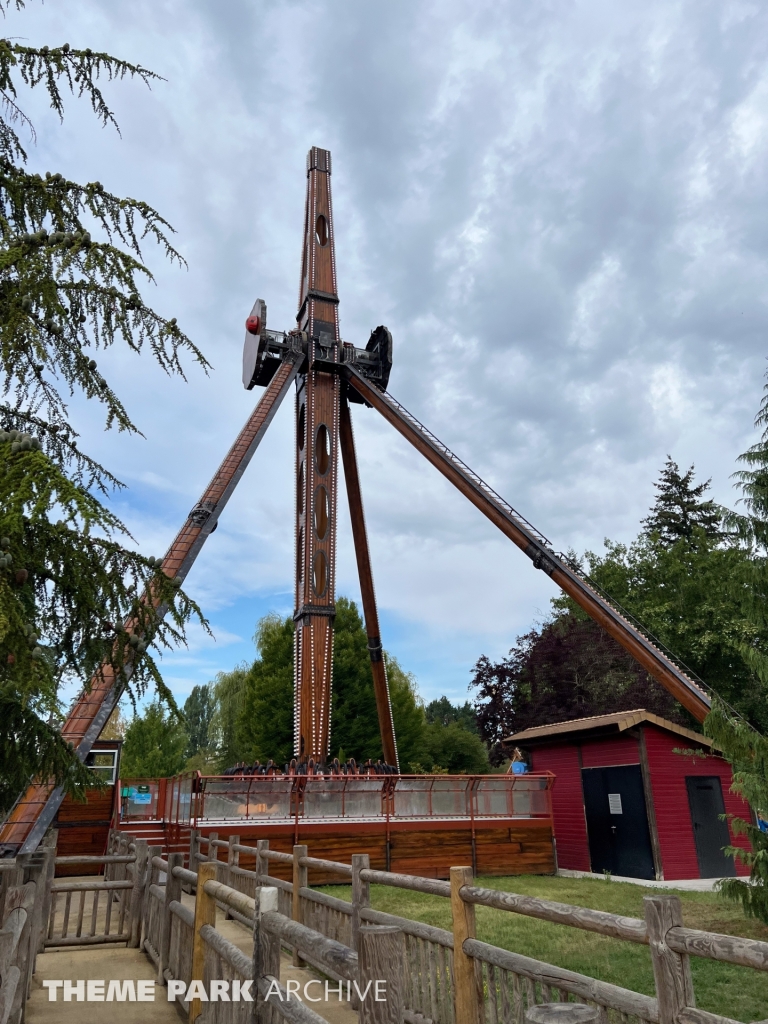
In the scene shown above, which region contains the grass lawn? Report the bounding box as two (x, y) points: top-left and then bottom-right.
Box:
(318, 875), (768, 1022)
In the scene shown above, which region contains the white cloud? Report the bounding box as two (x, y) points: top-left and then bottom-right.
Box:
(7, 0), (768, 703)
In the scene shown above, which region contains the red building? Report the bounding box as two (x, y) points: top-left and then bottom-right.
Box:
(506, 710), (752, 881)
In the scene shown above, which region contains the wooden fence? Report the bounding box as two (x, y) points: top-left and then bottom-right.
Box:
(179, 830), (768, 1024)
(8, 824), (768, 1024)
(45, 832), (148, 947)
(0, 832), (56, 1024)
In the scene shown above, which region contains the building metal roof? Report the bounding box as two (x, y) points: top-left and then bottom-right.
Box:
(504, 709), (713, 748)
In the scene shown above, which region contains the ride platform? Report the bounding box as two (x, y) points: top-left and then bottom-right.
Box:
(106, 771), (556, 881)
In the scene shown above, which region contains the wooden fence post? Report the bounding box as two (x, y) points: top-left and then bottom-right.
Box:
(189, 860), (217, 1023)
(358, 924), (404, 1024)
(255, 840), (269, 882)
(644, 894), (695, 1024)
(225, 834), (239, 918)
(351, 852), (371, 1011)
(128, 841), (148, 948)
(37, 830), (58, 957)
(159, 852), (183, 984)
(450, 865), (481, 1024)
(103, 830), (115, 882)
(351, 853), (371, 954)
(253, 886), (279, 1024)
(1, 877), (36, 1024)
(188, 828), (199, 869)
(207, 831), (219, 863)
(17, 850), (46, 1003)
(142, 845), (163, 952)
(292, 844), (308, 967)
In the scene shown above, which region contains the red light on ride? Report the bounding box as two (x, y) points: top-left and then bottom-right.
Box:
(246, 315), (261, 336)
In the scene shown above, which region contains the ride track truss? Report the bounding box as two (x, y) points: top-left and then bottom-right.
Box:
(0, 147), (712, 855)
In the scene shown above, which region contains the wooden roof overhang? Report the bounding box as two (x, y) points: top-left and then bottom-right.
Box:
(503, 709), (713, 750)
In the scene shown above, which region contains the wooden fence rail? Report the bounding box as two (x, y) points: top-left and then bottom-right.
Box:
(90, 828), (768, 1024)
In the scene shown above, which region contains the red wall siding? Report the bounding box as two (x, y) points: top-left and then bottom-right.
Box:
(643, 724), (751, 879)
(531, 744), (590, 871)
(580, 734), (639, 768)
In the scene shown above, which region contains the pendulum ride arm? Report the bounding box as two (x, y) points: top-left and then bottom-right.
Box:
(0, 355), (301, 855)
(293, 147), (342, 764)
(338, 394), (398, 768)
(341, 365), (712, 724)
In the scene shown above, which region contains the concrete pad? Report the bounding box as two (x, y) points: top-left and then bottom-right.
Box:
(557, 868), (728, 891)
(28, 945), (182, 1024)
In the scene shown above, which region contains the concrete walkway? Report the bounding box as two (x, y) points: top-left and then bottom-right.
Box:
(557, 868), (728, 891)
(27, 905), (356, 1024)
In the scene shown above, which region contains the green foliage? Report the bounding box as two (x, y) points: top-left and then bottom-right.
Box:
(121, 700), (187, 779)
(0, 685), (96, 810)
(704, 700), (768, 924)
(557, 530), (768, 731)
(183, 683), (216, 760)
(418, 721), (490, 774)
(220, 598), (488, 773)
(386, 655), (427, 771)
(642, 457), (723, 545)
(210, 664), (248, 771)
(0, 5), (208, 807)
(236, 599), (429, 768)
(728, 365), (768, 551)
(238, 612), (295, 766)
(330, 597), (382, 760)
(425, 696), (478, 733)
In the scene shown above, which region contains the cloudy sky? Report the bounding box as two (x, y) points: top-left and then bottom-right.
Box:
(9, 0), (768, 708)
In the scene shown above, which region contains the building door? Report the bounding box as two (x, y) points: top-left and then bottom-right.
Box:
(686, 776), (736, 878)
(581, 765), (655, 880)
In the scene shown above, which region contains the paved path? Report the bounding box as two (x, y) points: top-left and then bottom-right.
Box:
(557, 868), (726, 891)
(28, 906), (356, 1024)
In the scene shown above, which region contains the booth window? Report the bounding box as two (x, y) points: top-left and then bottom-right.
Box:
(85, 750), (117, 785)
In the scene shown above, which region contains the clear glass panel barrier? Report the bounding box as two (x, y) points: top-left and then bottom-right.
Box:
(244, 778), (293, 819)
(177, 777), (193, 824)
(392, 777), (471, 818)
(302, 777), (384, 818)
(144, 772), (552, 823)
(199, 778), (293, 821)
(474, 776), (550, 817)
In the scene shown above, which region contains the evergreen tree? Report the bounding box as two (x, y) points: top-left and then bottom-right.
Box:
(425, 696), (478, 733)
(642, 457), (723, 545)
(0, 5), (207, 808)
(183, 683), (216, 760)
(120, 701), (187, 779)
(705, 700), (768, 924)
(236, 598), (428, 768)
(238, 612), (295, 766)
(729, 366), (768, 550)
(550, 534), (768, 732)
